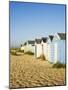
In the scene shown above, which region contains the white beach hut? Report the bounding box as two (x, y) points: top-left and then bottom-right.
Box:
(20, 44), (24, 52)
(41, 37), (48, 60)
(53, 33), (66, 64)
(35, 39), (42, 58)
(24, 40), (35, 54)
(47, 35), (55, 63)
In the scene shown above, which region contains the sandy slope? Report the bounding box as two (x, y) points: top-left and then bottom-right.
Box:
(10, 54), (66, 88)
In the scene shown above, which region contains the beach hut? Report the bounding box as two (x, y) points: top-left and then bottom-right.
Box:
(24, 40), (35, 53)
(20, 44), (24, 52)
(41, 37), (48, 60)
(47, 35), (55, 63)
(53, 33), (66, 64)
(35, 39), (42, 58)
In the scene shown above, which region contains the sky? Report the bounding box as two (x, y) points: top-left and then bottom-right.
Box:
(10, 1), (66, 47)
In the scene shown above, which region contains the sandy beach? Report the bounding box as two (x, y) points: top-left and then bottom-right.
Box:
(10, 54), (66, 88)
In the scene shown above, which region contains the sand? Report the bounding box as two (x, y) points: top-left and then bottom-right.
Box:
(10, 54), (66, 88)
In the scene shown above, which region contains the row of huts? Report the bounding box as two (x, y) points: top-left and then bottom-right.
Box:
(20, 33), (66, 64)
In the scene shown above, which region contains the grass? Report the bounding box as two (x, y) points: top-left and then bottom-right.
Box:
(17, 49), (24, 53)
(10, 50), (17, 55)
(10, 48), (19, 51)
(10, 49), (22, 56)
(52, 62), (66, 68)
(24, 51), (34, 55)
(10, 48), (34, 56)
(39, 54), (46, 60)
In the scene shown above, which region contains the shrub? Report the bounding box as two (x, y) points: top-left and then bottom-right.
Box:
(18, 49), (24, 53)
(10, 50), (22, 56)
(52, 62), (66, 68)
(25, 51), (34, 55)
(10, 50), (17, 55)
(39, 54), (46, 60)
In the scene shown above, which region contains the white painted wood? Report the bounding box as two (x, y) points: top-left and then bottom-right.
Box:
(54, 43), (58, 63)
(20, 46), (24, 51)
(35, 44), (42, 58)
(43, 43), (48, 60)
(52, 34), (65, 64)
(24, 44), (35, 53)
(47, 44), (51, 62)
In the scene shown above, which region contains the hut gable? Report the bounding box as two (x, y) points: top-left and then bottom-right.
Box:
(53, 33), (66, 42)
(57, 33), (66, 40)
(35, 39), (41, 44)
(49, 35), (54, 42)
(28, 40), (35, 45)
(41, 37), (48, 43)
(47, 35), (54, 43)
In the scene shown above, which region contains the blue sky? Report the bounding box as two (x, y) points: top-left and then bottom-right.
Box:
(10, 1), (66, 47)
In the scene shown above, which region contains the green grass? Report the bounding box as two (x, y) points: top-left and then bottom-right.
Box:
(10, 51), (17, 55)
(24, 51), (34, 55)
(17, 49), (24, 53)
(52, 62), (66, 68)
(10, 49), (22, 56)
(10, 48), (19, 51)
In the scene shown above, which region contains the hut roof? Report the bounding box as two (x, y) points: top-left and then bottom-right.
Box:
(28, 40), (35, 44)
(35, 39), (41, 44)
(57, 33), (66, 40)
(24, 42), (27, 45)
(42, 37), (48, 43)
(49, 35), (54, 42)
(21, 44), (23, 47)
